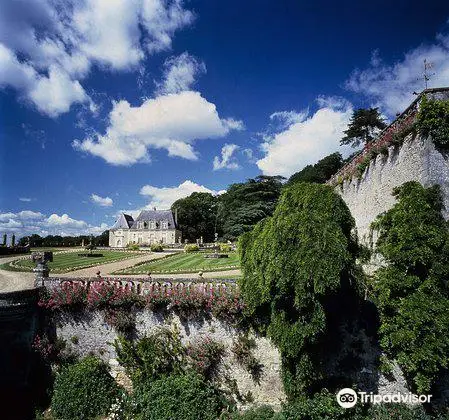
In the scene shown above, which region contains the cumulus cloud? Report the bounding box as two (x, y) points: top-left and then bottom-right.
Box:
(140, 180), (223, 209)
(156, 52), (206, 95)
(73, 90), (244, 165)
(345, 32), (449, 116)
(0, 0), (194, 116)
(0, 210), (108, 237)
(213, 144), (240, 170)
(257, 97), (353, 177)
(91, 194), (113, 207)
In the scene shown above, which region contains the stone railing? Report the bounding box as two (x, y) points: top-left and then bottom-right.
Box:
(327, 87), (449, 186)
(42, 276), (237, 296)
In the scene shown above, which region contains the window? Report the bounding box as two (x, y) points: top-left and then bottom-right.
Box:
(150, 220), (155, 229)
(162, 220), (168, 229)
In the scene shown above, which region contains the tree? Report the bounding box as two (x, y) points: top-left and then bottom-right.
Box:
(238, 182), (362, 397)
(340, 108), (386, 148)
(219, 175), (284, 241)
(171, 192), (220, 243)
(288, 152), (344, 185)
(371, 181), (449, 394)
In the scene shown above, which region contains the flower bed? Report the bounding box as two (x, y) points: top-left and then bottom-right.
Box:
(38, 280), (245, 324)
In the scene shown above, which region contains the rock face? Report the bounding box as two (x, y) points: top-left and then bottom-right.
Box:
(338, 135), (449, 245)
(55, 310), (286, 410)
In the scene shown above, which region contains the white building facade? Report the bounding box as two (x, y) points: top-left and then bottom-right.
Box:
(109, 209), (181, 248)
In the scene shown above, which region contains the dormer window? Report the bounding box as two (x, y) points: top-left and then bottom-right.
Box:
(162, 220), (168, 229)
(143, 222), (148, 229)
(150, 220), (155, 229)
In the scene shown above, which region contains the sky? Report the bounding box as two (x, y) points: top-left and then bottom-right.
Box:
(1, 0), (449, 239)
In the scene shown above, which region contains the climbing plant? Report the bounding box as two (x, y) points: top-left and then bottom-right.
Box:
(371, 181), (449, 393)
(416, 95), (449, 153)
(238, 182), (364, 398)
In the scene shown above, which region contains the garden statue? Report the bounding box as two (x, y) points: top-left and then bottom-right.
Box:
(32, 251), (53, 286)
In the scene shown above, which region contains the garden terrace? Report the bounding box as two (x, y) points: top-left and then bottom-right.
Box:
(113, 251), (240, 275)
(1, 250), (142, 273)
(327, 87), (449, 186)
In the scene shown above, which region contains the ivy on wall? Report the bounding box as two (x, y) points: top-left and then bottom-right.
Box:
(371, 181), (449, 394)
(416, 95), (449, 154)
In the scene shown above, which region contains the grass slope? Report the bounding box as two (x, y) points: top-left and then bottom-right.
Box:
(116, 252), (240, 274)
(1, 250), (141, 273)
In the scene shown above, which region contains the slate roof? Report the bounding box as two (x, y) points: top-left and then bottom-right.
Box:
(130, 209), (176, 230)
(111, 213), (134, 230)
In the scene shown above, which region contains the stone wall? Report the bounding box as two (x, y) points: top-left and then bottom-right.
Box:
(337, 134), (449, 245)
(54, 310), (286, 409)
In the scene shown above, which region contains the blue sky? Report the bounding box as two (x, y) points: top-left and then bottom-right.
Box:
(1, 0), (449, 238)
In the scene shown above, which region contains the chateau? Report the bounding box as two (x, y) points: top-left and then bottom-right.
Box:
(109, 209), (182, 248)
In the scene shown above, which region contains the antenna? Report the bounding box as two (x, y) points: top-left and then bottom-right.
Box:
(422, 59), (435, 89)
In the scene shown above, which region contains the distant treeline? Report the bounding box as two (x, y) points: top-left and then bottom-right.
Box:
(17, 231), (109, 248)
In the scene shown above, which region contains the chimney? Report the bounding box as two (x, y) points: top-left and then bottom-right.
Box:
(153, 207), (156, 211)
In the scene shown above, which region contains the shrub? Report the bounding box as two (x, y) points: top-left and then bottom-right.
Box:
(219, 243), (232, 252)
(184, 244), (199, 253)
(230, 405), (277, 420)
(150, 243), (164, 252)
(114, 328), (185, 385)
(130, 371), (230, 420)
(416, 95), (449, 153)
(127, 243), (140, 250)
(51, 356), (120, 420)
(238, 182), (362, 397)
(186, 337), (225, 380)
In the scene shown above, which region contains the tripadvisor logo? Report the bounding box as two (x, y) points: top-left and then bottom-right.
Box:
(337, 388), (358, 408)
(336, 388), (432, 408)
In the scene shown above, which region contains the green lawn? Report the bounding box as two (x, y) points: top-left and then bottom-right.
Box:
(115, 252), (240, 274)
(1, 250), (141, 274)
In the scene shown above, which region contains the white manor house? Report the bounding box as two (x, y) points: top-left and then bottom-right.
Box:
(109, 209), (182, 248)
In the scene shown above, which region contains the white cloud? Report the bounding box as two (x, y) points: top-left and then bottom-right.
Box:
(0, 0), (194, 117)
(46, 213), (87, 229)
(140, 180), (223, 209)
(345, 32), (449, 116)
(213, 144), (240, 170)
(91, 194), (113, 207)
(0, 210), (108, 238)
(270, 110), (308, 129)
(73, 90), (244, 165)
(257, 97), (353, 177)
(19, 197), (33, 202)
(141, 0), (194, 53)
(156, 52), (206, 94)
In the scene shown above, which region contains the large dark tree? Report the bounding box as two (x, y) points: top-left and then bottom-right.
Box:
(171, 192), (220, 243)
(238, 182), (362, 397)
(219, 175), (284, 241)
(288, 152), (344, 185)
(340, 108), (386, 147)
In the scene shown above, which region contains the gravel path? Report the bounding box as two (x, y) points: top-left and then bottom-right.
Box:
(0, 256), (35, 292)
